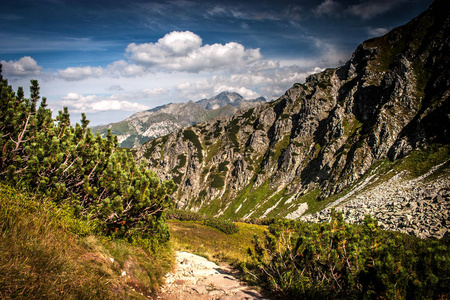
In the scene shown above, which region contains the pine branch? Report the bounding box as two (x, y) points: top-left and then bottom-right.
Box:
(13, 112), (32, 152)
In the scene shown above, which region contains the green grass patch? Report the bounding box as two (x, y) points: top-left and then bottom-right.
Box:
(400, 144), (450, 177)
(272, 134), (291, 162)
(109, 121), (131, 135)
(210, 173), (225, 189)
(172, 154), (187, 175)
(205, 140), (222, 165)
(288, 189), (323, 216)
(227, 118), (240, 148)
(168, 220), (266, 263)
(218, 161), (229, 172)
(143, 140), (158, 159)
(242, 108), (254, 119)
(221, 180), (274, 220)
(182, 129), (203, 162)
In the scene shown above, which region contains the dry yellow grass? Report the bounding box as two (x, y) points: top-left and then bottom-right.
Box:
(168, 220), (267, 264)
(0, 183), (173, 299)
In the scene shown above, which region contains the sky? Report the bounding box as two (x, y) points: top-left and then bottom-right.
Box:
(0, 0), (434, 126)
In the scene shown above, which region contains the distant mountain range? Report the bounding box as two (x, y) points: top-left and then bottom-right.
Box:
(91, 92), (266, 148)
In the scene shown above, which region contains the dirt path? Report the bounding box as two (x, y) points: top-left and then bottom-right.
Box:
(153, 251), (267, 299)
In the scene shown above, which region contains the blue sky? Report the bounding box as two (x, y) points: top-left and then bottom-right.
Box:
(0, 0), (433, 125)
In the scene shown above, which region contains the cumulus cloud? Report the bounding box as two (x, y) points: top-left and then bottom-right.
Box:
(347, 0), (407, 19)
(60, 92), (151, 113)
(57, 66), (104, 81)
(126, 31), (262, 72)
(1, 56), (42, 76)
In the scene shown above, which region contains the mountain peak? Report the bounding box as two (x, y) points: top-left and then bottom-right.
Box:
(196, 91), (264, 110)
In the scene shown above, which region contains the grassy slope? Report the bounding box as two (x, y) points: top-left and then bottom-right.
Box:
(204, 144), (450, 220)
(0, 183), (173, 299)
(168, 220), (266, 264)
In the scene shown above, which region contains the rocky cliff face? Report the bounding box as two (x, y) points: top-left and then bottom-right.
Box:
(92, 92), (265, 148)
(136, 0), (449, 236)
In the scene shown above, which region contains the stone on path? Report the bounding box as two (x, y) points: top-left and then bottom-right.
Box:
(156, 251), (267, 300)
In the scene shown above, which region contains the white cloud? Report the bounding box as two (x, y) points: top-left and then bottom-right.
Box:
(106, 60), (146, 77)
(176, 65), (323, 101)
(141, 87), (167, 97)
(367, 27), (389, 37)
(57, 61), (147, 81)
(126, 31), (262, 72)
(58, 85), (168, 114)
(90, 100), (149, 112)
(57, 66), (104, 81)
(314, 0), (343, 17)
(158, 31), (202, 55)
(60, 92), (150, 113)
(347, 0), (407, 19)
(1, 56), (42, 76)
(249, 60), (280, 72)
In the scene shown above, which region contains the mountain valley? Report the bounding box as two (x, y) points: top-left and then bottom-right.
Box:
(136, 0), (450, 238)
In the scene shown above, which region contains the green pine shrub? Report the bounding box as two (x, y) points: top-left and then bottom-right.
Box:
(248, 211), (449, 299)
(0, 65), (174, 243)
(166, 208), (206, 221)
(0, 183), (173, 299)
(203, 218), (239, 235)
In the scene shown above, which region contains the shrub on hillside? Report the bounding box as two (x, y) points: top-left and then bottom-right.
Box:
(203, 218), (239, 235)
(0, 65), (174, 242)
(240, 217), (278, 226)
(0, 184), (174, 298)
(166, 209), (206, 221)
(248, 210), (449, 298)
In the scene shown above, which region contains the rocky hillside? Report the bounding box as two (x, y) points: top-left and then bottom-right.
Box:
(136, 0), (449, 237)
(92, 92), (265, 148)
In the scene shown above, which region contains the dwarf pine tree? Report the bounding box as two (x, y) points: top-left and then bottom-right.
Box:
(0, 64), (174, 242)
(248, 211), (449, 298)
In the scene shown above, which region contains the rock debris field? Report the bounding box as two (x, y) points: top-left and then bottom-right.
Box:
(301, 165), (450, 239)
(154, 252), (267, 300)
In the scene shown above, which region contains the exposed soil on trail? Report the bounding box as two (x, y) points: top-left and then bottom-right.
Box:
(152, 251), (269, 300)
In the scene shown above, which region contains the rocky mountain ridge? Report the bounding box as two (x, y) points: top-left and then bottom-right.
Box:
(196, 92), (266, 110)
(136, 0), (449, 238)
(92, 92), (266, 148)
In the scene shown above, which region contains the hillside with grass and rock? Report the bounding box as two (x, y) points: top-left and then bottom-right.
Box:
(136, 0), (450, 239)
